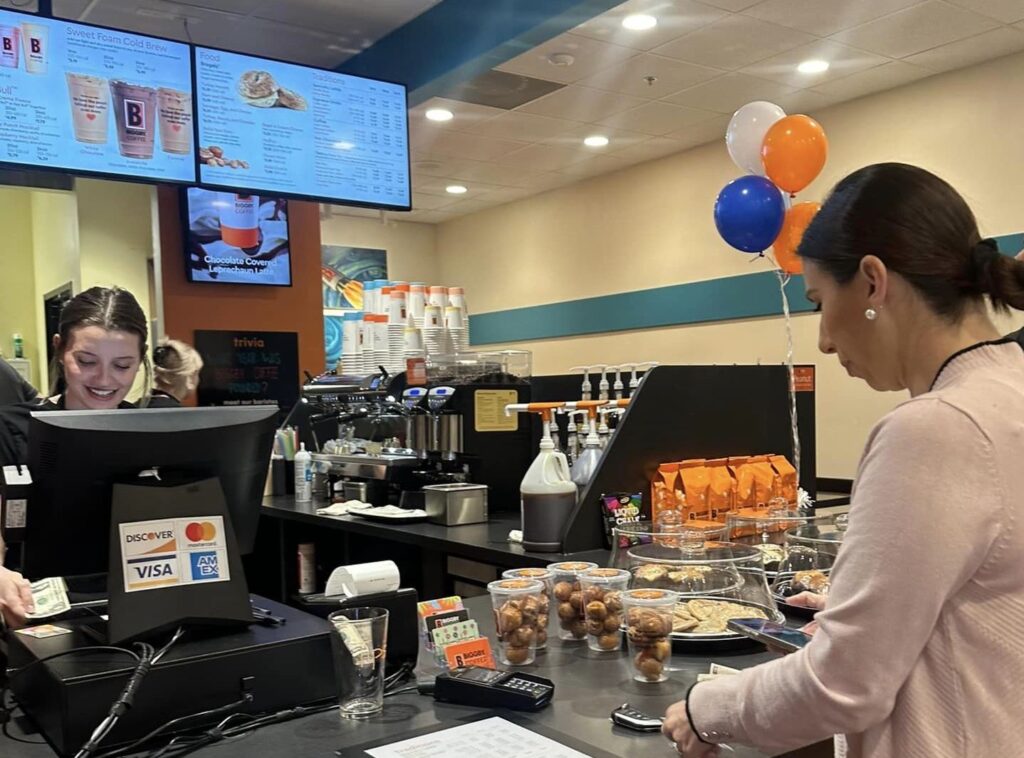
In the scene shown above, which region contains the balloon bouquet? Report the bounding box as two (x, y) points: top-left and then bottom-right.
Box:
(713, 102), (829, 500)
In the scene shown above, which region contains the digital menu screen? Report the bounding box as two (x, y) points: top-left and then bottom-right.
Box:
(195, 47), (409, 209)
(183, 187), (291, 286)
(0, 9), (195, 182)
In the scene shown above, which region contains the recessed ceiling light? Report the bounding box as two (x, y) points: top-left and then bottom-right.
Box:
(425, 108), (454, 122)
(622, 14), (658, 31)
(583, 135), (609, 148)
(446, 185), (468, 194)
(797, 59), (830, 74)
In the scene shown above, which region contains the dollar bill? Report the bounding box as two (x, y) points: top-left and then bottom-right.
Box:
(709, 663), (740, 676)
(26, 577), (70, 620)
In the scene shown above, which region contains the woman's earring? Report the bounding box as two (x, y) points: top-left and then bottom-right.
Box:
(865, 308), (878, 321)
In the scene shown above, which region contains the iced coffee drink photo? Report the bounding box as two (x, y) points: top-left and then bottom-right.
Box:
(20, 22), (46, 74)
(66, 73), (110, 144)
(157, 87), (192, 155)
(110, 80), (156, 159)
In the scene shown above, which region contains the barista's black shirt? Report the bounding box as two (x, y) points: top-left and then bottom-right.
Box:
(0, 396), (133, 467)
(146, 390), (181, 408)
(0, 357), (38, 406)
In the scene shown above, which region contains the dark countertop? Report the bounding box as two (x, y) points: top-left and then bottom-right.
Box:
(4, 594), (827, 758)
(260, 495), (611, 569)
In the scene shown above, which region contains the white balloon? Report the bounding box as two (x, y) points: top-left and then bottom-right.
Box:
(725, 101), (786, 176)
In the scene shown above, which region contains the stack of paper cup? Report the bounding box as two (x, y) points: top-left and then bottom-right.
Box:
(380, 285), (393, 318)
(444, 306), (469, 353)
(387, 291), (407, 373)
(448, 287), (466, 312)
(363, 281), (377, 316)
(358, 313), (371, 375)
(428, 285), (448, 308)
(422, 305), (445, 356)
(403, 323), (425, 361)
(340, 312), (362, 375)
(372, 315), (390, 374)
(408, 283), (426, 327)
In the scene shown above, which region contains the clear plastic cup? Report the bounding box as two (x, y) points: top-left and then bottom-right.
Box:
(547, 561), (598, 642)
(328, 607), (388, 718)
(502, 568), (554, 650)
(579, 567), (631, 652)
(487, 578), (545, 666)
(622, 589), (677, 683)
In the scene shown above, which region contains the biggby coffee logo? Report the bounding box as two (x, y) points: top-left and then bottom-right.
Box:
(184, 521), (217, 544)
(124, 98), (146, 131)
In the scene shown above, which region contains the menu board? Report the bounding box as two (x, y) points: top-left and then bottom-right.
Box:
(195, 329), (299, 411)
(0, 10), (195, 182)
(195, 47), (409, 209)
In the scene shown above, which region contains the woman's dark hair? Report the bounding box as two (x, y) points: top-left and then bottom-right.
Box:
(798, 162), (1024, 319)
(52, 286), (151, 403)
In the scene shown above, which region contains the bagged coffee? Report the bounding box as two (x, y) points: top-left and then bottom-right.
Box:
(650, 462), (682, 524)
(706, 457), (735, 520)
(729, 456), (756, 509)
(769, 455), (798, 505)
(678, 459), (710, 520)
(748, 455), (778, 506)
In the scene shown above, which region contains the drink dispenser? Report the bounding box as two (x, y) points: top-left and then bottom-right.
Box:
(402, 387), (431, 456)
(428, 386), (463, 459)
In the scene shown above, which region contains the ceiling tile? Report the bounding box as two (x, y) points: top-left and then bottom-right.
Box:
(467, 112), (583, 142)
(408, 98), (506, 132)
(904, 26), (1024, 71)
(437, 160), (553, 188)
(518, 86), (648, 121)
(831, 1), (1000, 59)
(411, 131), (528, 162)
(609, 135), (688, 162)
(652, 14), (816, 70)
(405, 210), (456, 224)
(664, 114), (731, 147)
(440, 198), (501, 215)
(543, 123), (653, 152)
(593, 100), (722, 135)
(253, 0), (441, 39)
(493, 143), (596, 172)
(944, 0), (1024, 23)
(698, 0), (762, 10)
(496, 32), (640, 84)
(578, 53), (724, 98)
(744, 0), (923, 37)
(811, 60), (933, 101)
(739, 40), (891, 88)
(772, 88), (842, 115)
(412, 193), (458, 211)
(570, 0), (727, 51)
(413, 176), (507, 196)
(664, 72), (798, 114)
(480, 187), (535, 204)
(557, 153), (634, 179)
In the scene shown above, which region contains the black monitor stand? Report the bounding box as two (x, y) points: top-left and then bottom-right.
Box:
(101, 476), (253, 644)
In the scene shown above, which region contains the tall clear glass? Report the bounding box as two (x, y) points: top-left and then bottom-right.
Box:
(329, 607), (388, 719)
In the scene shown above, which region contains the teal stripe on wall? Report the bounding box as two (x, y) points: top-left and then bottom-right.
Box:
(468, 232), (1024, 346)
(470, 270), (813, 345)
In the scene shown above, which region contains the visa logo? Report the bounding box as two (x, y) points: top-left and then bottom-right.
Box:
(132, 560), (176, 580)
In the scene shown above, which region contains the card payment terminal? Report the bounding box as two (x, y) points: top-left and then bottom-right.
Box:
(434, 667), (554, 711)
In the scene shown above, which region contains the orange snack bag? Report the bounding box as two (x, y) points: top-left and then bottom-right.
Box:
(729, 456), (756, 509)
(678, 459), (710, 520)
(769, 455), (798, 505)
(651, 462), (682, 524)
(748, 455), (777, 506)
(706, 457), (734, 520)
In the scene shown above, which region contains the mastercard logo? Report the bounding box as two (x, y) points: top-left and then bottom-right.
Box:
(185, 521), (217, 542)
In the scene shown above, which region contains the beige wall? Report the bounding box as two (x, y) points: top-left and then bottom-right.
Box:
(320, 210), (439, 283)
(436, 51), (1024, 480)
(0, 188), (39, 386)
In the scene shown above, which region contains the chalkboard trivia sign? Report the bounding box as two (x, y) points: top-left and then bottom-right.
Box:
(195, 330), (299, 411)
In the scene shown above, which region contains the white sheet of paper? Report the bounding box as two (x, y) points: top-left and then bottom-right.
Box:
(365, 717), (593, 758)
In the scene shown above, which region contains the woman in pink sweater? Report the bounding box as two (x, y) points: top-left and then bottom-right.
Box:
(664, 163), (1024, 757)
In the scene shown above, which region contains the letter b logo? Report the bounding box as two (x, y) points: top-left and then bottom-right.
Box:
(3, 39), (11, 52)
(31, 39), (41, 54)
(126, 100), (145, 130)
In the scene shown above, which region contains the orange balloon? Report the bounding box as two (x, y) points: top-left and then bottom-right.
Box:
(773, 201), (820, 274)
(761, 115), (828, 194)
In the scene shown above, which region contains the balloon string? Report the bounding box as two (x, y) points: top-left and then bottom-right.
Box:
(775, 268), (801, 492)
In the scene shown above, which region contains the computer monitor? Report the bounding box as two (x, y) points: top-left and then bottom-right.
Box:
(23, 406), (276, 579)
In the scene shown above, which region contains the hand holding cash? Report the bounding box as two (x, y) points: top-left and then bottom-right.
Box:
(25, 577), (71, 620)
(0, 565), (35, 626)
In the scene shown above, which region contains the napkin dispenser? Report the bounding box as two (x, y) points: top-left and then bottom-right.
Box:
(423, 483), (488, 526)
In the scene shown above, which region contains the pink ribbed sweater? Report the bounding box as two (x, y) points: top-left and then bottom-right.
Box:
(691, 341), (1024, 757)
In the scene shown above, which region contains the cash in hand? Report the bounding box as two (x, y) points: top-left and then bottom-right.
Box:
(25, 577), (71, 620)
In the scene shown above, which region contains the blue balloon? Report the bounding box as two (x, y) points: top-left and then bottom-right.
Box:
(714, 175), (786, 253)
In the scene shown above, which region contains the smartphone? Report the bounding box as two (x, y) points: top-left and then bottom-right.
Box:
(727, 618), (813, 652)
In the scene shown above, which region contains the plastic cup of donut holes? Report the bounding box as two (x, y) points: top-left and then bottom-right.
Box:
(622, 588), (678, 682)
(578, 568), (631, 653)
(487, 578), (545, 666)
(502, 568), (554, 649)
(546, 561), (598, 642)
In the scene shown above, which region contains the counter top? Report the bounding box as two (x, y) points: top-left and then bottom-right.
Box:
(3, 594), (827, 758)
(260, 495), (611, 569)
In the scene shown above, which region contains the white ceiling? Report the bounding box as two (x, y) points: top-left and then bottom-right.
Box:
(50, 0), (442, 67)
(394, 0), (1024, 224)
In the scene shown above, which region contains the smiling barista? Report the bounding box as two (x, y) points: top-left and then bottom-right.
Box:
(0, 286), (153, 626)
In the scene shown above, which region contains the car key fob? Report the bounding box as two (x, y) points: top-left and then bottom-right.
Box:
(611, 703), (664, 732)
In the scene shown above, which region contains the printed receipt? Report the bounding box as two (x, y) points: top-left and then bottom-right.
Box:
(366, 717), (591, 758)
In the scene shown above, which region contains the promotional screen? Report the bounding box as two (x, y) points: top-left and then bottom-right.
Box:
(195, 46), (409, 209)
(184, 187), (291, 286)
(0, 10), (195, 182)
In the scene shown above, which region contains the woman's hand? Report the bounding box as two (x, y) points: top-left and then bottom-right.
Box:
(663, 699), (720, 757)
(786, 591), (827, 611)
(0, 566), (33, 627)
